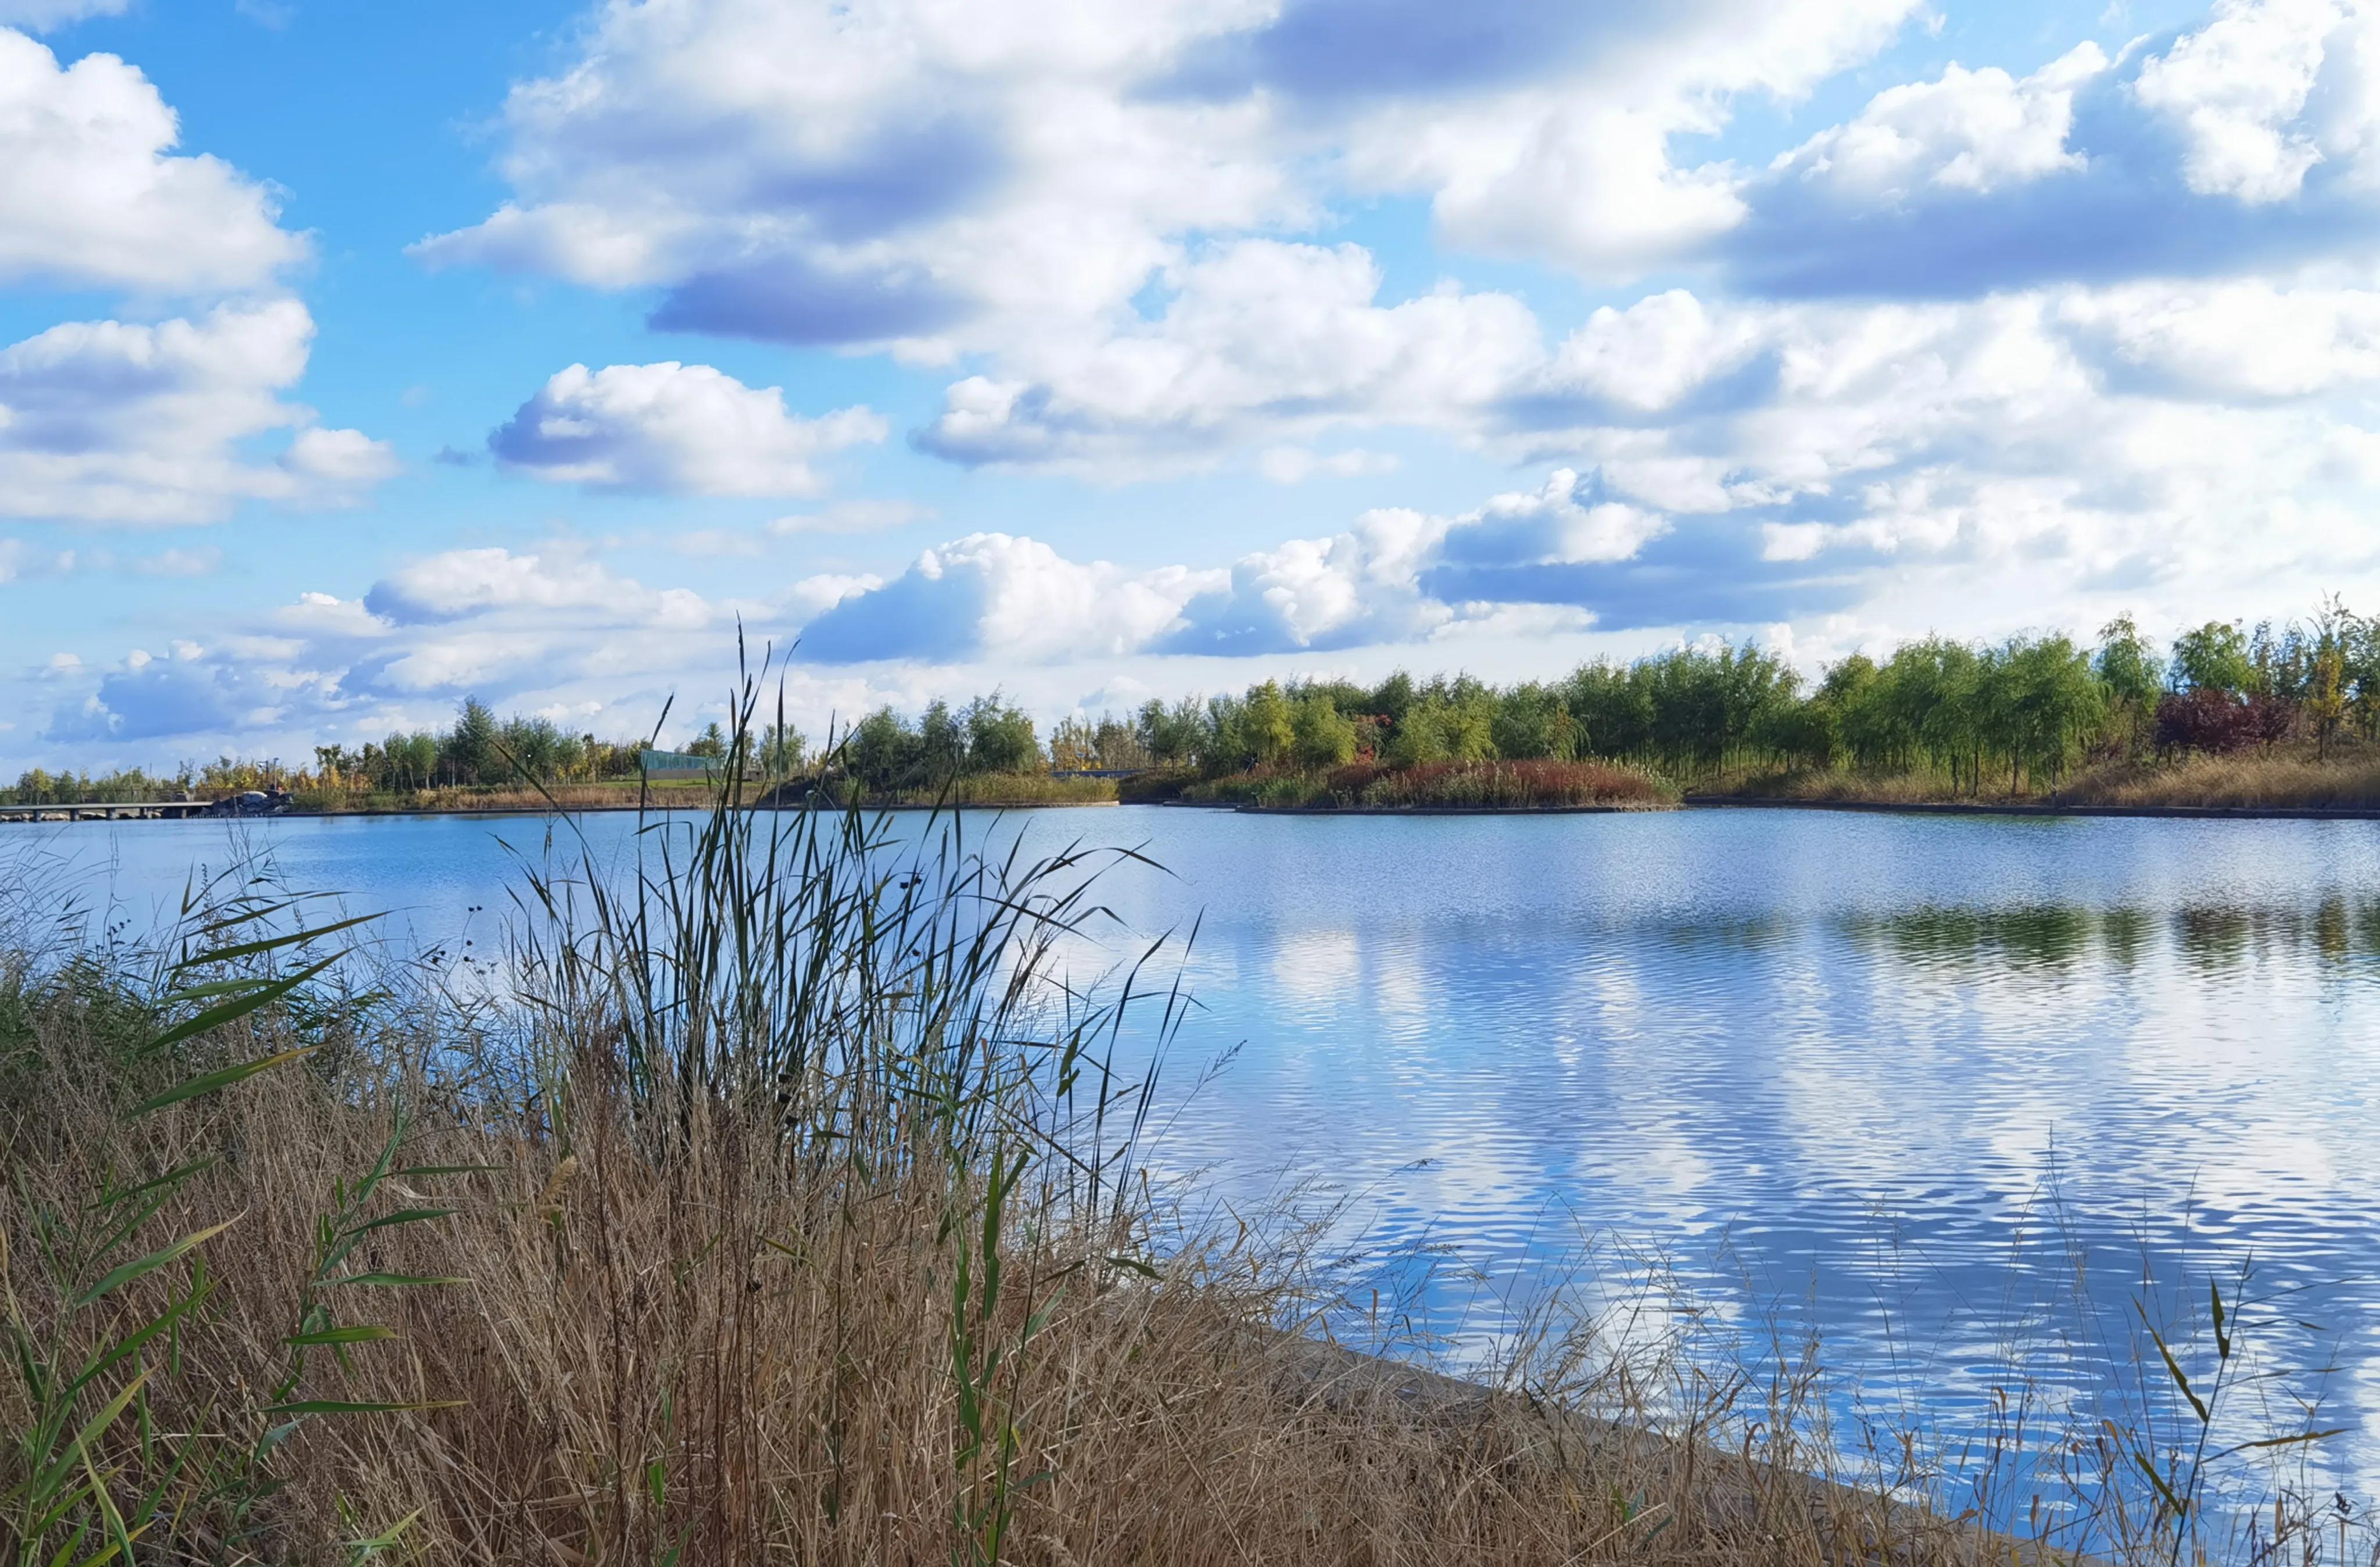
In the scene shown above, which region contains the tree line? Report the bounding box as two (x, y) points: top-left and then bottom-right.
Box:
(12, 602), (2380, 807)
(1063, 602), (2380, 793)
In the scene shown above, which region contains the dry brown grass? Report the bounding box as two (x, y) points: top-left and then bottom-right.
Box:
(1713, 744), (2380, 812)
(1180, 759), (1673, 810)
(1707, 767), (1985, 805)
(0, 991), (2067, 1567)
(289, 781), (716, 815)
(2057, 749), (2380, 809)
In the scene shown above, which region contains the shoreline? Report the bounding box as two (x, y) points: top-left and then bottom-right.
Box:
(1284, 1335), (2092, 1567)
(15, 792), (2380, 825)
(1230, 800), (1675, 815)
(1682, 793), (2380, 821)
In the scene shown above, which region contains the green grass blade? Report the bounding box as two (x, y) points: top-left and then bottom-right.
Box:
(181, 913), (382, 969)
(67, 1282), (213, 1397)
(284, 1326), (399, 1347)
(127, 1047), (318, 1120)
(263, 1399), (465, 1416)
(339, 1208), (457, 1238)
(320, 1272), (466, 1289)
(73, 1222), (234, 1310)
(139, 954), (342, 1058)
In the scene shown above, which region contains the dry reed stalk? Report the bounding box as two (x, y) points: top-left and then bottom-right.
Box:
(0, 1036), (2115, 1565)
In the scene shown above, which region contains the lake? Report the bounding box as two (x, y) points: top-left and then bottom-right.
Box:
(12, 803), (2380, 1517)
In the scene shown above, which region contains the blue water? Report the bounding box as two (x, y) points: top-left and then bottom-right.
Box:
(11, 804), (2380, 1521)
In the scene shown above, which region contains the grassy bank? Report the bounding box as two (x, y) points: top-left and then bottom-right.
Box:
(859, 771), (1118, 808)
(282, 779), (719, 814)
(1703, 742), (2380, 813)
(1129, 757), (1674, 811)
(0, 699), (2356, 1561)
(263, 772), (1120, 816)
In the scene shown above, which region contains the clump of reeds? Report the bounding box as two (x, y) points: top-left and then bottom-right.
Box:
(2059, 749), (2380, 809)
(0, 653), (2364, 1564)
(1712, 742), (2380, 812)
(1343, 758), (1670, 809)
(1181, 758), (1670, 810)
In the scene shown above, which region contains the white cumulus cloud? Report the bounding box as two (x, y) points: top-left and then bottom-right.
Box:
(919, 241), (1541, 470)
(1772, 45), (2106, 201)
(0, 300), (393, 524)
(2132, 0), (2345, 202)
(799, 534), (1225, 664)
(0, 28), (305, 292)
(489, 362), (886, 495)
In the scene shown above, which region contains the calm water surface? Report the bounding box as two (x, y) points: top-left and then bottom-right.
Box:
(16, 804), (2380, 1507)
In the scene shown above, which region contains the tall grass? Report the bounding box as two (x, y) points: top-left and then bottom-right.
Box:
(2059, 749), (2380, 809)
(1177, 758), (1672, 810)
(0, 657), (2365, 1562)
(1714, 743), (2380, 811)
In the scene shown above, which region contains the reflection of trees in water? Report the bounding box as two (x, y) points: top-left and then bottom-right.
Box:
(1830, 899), (2380, 972)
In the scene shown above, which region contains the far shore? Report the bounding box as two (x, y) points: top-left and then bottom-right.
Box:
(19, 789), (2380, 824)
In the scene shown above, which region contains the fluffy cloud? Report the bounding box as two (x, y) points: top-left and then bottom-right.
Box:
(363, 546), (708, 627)
(1322, 0), (1917, 277)
(1730, 2), (2380, 297)
(48, 654), (277, 744)
(0, 28), (390, 532)
(2131, 0), (2346, 202)
(420, 0), (1925, 366)
(298, 546), (743, 702)
(416, 0), (1300, 353)
(1162, 506), (1451, 655)
(798, 534), (1224, 663)
(0, 28), (304, 293)
(416, 0), (2380, 484)
(797, 471), (1728, 665)
(917, 241), (1541, 468)
(0, 300), (395, 524)
(2059, 279), (2380, 397)
(1770, 45), (2104, 202)
(489, 362), (886, 495)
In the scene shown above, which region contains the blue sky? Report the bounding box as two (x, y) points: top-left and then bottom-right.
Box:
(2, 0), (2374, 767)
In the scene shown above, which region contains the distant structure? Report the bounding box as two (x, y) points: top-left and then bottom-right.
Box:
(639, 748), (721, 782)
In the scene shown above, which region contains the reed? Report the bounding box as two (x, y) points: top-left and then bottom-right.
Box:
(2056, 749), (2380, 810)
(1716, 744), (2380, 811)
(1177, 758), (1672, 810)
(0, 659), (2360, 1563)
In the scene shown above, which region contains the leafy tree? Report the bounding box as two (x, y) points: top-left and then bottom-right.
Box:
(1242, 681), (1295, 768)
(2170, 621), (2257, 696)
(1365, 671), (1417, 727)
(845, 707), (915, 791)
(964, 696), (1040, 775)
(2308, 643), (2347, 760)
(443, 697), (500, 785)
(917, 700), (967, 779)
(1290, 690), (1358, 768)
(1561, 661), (1653, 761)
(500, 715), (565, 781)
(1135, 697), (1206, 764)
(2094, 614), (2163, 757)
(1998, 634), (2103, 788)
(1490, 682), (1578, 760)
